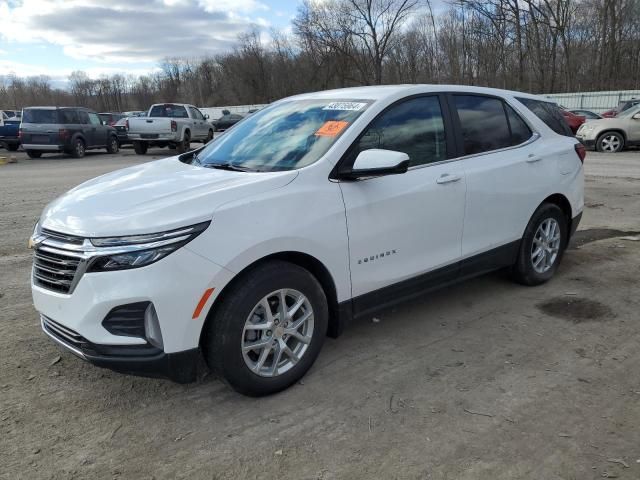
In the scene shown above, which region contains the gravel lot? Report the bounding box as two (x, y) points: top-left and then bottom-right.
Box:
(1, 146), (639, 479)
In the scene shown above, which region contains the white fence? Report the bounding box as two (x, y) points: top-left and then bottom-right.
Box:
(544, 90), (640, 113)
(199, 104), (268, 120)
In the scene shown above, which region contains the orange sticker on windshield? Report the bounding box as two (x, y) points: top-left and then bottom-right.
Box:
(315, 120), (349, 137)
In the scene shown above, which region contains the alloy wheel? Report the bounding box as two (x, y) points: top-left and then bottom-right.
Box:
(531, 218), (561, 273)
(241, 289), (314, 377)
(601, 134), (621, 152)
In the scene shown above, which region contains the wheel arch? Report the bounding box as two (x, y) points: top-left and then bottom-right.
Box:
(540, 193), (573, 246)
(199, 251), (345, 351)
(597, 128), (627, 143)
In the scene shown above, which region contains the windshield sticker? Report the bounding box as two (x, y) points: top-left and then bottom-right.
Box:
(315, 120), (349, 137)
(323, 102), (367, 111)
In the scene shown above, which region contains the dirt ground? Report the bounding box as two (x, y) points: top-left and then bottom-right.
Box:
(1, 147), (640, 479)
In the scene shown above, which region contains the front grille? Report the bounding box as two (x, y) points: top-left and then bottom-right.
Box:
(41, 315), (88, 352)
(41, 228), (84, 245)
(33, 248), (81, 294)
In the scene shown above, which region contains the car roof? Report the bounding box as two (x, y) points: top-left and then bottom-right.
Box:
(24, 106), (93, 111)
(284, 84), (547, 103)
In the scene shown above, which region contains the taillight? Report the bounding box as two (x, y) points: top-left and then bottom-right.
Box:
(171, 120), (177, 132)
(58, 129), (70, 140)
(574, 143), (586, 164)
(125, 119), (129, 131)
(18, 128), (23, 140)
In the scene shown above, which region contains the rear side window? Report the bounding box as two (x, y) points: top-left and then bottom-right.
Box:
(78, 111), (90, 124)
(22, 109), (59, 124)
(453, 95), (512, 155)
(149, 104), (188, 118)
(351, 96), (447, 167)
(59, 110), (79, 124)
(516, 97), (573, 137)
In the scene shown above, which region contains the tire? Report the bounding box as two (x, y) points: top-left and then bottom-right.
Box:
(176, 131), (191, 154)
(106, 135), (119, 154)
(133, 141), (148, 155)
(26, 150), (42, 159)
(596, 131), (624, 153)
(205, 129), (213, 143)
(7, 143), (19, 152)
(512, 203), (568, 286)
(70, 138), (86, 158)
(203, 260), (328, 396)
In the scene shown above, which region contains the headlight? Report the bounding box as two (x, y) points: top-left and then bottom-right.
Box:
(87, 221), (210, 272)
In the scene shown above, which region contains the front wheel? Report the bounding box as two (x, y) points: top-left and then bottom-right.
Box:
(596, 131), (624, 153)
(106, 135), (119, 154)
(6, 143), (19, 152)
(512, 203), (568, 286)
(203, 261), (328, 396)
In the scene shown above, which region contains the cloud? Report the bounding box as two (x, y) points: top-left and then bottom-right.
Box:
(0, 0), (271, 64)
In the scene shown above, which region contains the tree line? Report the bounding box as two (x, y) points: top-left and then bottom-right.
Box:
(1, 0), (639, 112)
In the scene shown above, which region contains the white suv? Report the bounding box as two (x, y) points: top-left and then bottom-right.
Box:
(30, 85), (584, 396)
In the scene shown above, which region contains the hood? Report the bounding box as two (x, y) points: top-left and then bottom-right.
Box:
(581, 117), (628, 129)
(41, 156), (297, 237)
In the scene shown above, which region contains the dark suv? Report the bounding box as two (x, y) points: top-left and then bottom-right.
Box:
(20, 107), (119, 158)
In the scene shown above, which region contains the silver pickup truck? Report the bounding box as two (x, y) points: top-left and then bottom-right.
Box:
(127, 103), (214, 155)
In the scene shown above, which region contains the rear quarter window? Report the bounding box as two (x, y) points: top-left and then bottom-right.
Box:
(59, 110), (80, 124)
(22, 109), (59, 124)
(516, 97), (573, 137)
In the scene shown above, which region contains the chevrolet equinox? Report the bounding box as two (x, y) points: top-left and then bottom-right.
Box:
(31, 85), (585, 396)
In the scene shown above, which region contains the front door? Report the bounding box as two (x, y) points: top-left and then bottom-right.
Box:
(338, 95), (466, 313)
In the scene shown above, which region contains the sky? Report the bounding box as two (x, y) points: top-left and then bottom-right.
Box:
(0, 0), (301, 85)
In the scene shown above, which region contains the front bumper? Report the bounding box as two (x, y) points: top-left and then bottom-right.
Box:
(41, 314), (199, 382)
(32, 245), (235, 382)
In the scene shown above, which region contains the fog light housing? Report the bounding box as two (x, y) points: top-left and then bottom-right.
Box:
(144, 303), (164, 349)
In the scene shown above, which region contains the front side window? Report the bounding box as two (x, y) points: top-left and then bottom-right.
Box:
(194, 99), (371, 172)
(88, 113), (101, 126)
(350, 96), (447, 167)
(453, 95), (512, 155)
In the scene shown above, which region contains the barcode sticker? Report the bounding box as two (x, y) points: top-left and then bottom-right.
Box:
(323, 102), (367, 111)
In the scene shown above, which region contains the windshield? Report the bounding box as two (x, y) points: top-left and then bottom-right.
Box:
(23, 109), (59, 124)
(617, 104), (640, 118)
(193, 99), (371, 172)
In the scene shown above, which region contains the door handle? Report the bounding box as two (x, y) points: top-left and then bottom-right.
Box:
(526, 154), (542, 163)
(436, 174), (461, 185)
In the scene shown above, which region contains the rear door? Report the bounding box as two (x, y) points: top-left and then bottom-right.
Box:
(448, 94), (554, 266)
(188, 107), (208, 138)
(339, 94), (467, 308)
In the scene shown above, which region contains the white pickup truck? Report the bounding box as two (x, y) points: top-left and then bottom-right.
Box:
(127, 103), (214, 155)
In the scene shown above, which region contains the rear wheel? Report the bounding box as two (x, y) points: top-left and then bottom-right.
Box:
(133, 141), (148, 155)
(596, 131), (624, 153)
(106, 135), (119, 154)
(512, 203), (568, 286)
(71, 138), (85, 158)
(176, 131), (191, 154)
(203, 260), (328, 396)
(205, 129), (213, 143)
(26, 150), (42, 159)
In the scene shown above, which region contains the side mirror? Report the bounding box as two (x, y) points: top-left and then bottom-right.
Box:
(204, 114), (210, 119)
(344, 149), (410, 180)
(632, 113), (640, 120)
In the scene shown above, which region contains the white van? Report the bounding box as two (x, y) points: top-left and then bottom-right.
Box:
(31, 85), (584, 396)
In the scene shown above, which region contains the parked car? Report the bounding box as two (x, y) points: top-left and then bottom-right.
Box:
(98, 112), (125, 126)
(3, 109), (21, 119)
(0, 110), (21, 151)
(601, 99), (640, 118)
(20, 107), (120, 158)
(127, 103), (213, 154)
(559, 108), (585, 134)
(211, 113), (244, 131)
(576, 104), (640, 152)
(570, 109), (602, 120)
(113, 117), (130, 145)
(30, 85), (584, 395)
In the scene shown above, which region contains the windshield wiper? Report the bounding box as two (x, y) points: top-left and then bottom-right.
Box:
(203, 162), (255, 172)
